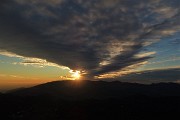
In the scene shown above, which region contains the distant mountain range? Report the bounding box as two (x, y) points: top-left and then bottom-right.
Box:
(8, 80), (180, 100)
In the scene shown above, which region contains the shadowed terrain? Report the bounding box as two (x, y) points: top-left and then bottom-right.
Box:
(9, 80), (180, 99)
(0, 80), (180, 120)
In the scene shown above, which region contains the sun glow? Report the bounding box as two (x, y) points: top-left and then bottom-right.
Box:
(70, 70), (81, 80)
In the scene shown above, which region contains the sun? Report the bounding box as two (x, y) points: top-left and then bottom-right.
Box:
(71, 70), (81, 80)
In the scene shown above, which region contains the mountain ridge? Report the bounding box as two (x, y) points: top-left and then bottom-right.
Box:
(8, 80), (180, 100)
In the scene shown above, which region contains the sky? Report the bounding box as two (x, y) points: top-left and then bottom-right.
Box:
(0, 0), (180, 91)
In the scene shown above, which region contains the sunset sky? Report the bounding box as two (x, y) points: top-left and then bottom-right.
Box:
(0, 0), (179, 91)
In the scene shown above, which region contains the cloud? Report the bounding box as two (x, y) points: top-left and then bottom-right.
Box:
(0, 50), (23, 58)
(95, 61), (148, 79)
(15, 0), (64, 6)
(13, 58), (68, 69)
(0, 50), (69, 69)
(116, 68), (180, 84)
(0, 0), (179, 79)
(134, 52), (156, 58)
(0, 73), (25, 79)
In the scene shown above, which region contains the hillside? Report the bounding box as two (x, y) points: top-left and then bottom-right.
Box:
(1, 80), (180, 120)
(9, 80), (180, 100)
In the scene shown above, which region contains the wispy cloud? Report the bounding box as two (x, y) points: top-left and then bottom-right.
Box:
(0, 50), (69, 69)
(134, 52), (156, 58)
(0, 50), (23, 58)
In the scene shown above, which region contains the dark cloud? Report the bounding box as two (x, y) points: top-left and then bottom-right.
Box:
(116, 68), (180, 84)
(0, 0), (179, 78)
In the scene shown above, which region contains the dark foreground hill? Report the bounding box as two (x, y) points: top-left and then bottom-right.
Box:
(1, 80), (180, 120)
(9, 80), (180, 99)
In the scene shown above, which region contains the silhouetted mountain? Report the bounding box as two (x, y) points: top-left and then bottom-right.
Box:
(1, 80), (180, 120)
(6, 87), (26, 93)
(9, 80), (180, 100)
(0, 92), (4, 99)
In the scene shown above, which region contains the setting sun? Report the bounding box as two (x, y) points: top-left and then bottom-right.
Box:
(71, 70), (81, 80)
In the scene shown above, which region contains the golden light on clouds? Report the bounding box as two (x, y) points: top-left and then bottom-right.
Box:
(0, 50), (69, 69)
(95, 61), (149, 79)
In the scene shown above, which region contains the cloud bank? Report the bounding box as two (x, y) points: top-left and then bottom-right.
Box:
(0, 0), (179, 79)
(117, 68), (180, 84)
